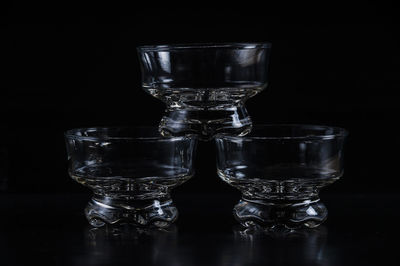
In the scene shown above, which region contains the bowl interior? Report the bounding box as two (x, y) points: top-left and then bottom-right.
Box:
(65, 127), (182, 141)
(222, 124), (348, 140)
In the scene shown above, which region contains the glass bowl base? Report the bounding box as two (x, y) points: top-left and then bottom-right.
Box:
(233, 197), (328, 229)
(159, 105), (252, 140)
(84, 195), (178, 228)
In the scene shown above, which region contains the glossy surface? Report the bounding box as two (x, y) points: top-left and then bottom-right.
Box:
(0, 192), (398, 266)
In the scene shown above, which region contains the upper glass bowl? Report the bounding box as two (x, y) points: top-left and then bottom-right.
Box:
(137, 43), (271, 140)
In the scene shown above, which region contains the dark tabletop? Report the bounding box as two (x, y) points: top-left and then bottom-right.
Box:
(1, 192), (398, 266)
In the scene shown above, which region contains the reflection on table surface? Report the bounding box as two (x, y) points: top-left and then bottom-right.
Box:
(83, 225), (184, 265)
(0, 193), (399, 266)
(79, 224), (329, 266)
(229, 226), (329, 266)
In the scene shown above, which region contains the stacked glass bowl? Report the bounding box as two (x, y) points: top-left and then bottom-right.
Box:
(66, 43), (347, 229)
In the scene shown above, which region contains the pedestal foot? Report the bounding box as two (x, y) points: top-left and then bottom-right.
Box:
(233, 197), (328, 229)
(84, 195), (178, 228)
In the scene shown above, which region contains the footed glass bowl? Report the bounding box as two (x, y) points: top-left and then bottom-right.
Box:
(137, 43), (271, 140)
(65, 127), (197, 228)
(215, 125), (348, 229)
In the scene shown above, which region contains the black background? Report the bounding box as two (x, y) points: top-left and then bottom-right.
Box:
(2, 1), (400, 196)
(2, 3), (400, 266)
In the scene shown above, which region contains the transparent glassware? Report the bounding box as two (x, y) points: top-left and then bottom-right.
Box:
(215, 125), (348, 229)
(65, 127), (197, 228)
(137, 43), (271, 140)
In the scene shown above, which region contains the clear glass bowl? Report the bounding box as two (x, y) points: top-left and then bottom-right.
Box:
(137, 43), (271, 140)
(215, 125), (348, 229)
(65, 127), (197, 228)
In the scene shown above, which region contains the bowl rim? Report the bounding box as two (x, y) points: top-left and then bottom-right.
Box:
(64, 126), (197, 142)
(215, 124), (349, 141)
(137, 42), (271, 52)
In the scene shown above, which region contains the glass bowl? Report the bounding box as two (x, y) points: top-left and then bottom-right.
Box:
(137, 43), (271, 140)
(65, 127), (197, 228)
(215, 125), (348, 229)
